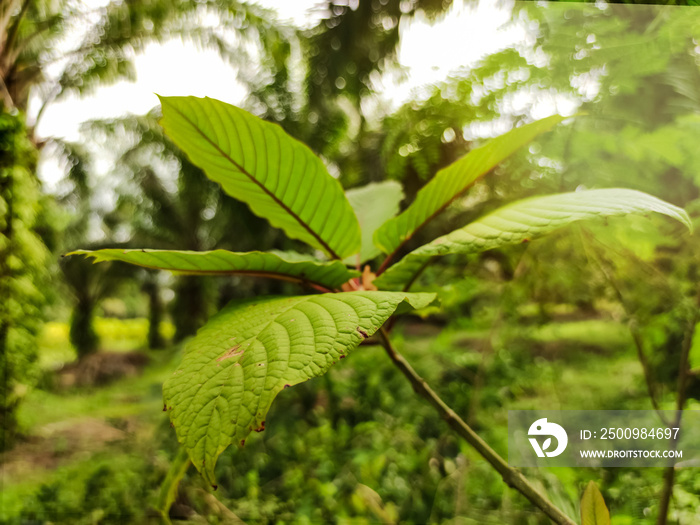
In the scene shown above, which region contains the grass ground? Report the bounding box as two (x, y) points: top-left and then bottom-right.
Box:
(1, 320), (176, 522)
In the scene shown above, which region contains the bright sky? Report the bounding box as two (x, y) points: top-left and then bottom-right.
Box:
(33, 0), (521, 143)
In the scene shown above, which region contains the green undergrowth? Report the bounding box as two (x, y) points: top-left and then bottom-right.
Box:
(2, 317), (698, 523)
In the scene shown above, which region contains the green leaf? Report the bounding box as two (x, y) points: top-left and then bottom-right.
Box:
(373, 115), (566, 257)
(580, 481), (611, 525)
(344, 181), (404, 265)
(67, 249), (359, 291)
(164, 291), (435, 486)
(158, 96), (361, 259)
(375, 188), (692, 290)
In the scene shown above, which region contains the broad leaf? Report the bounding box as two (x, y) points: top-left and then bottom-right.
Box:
(580, 481), (611, 525)
(344, 181), (404, 265)
(159, 96), (361, 259)
(375, 189), (692, 289)
(373, 115), (566, 258)
(164, 291), (436, 486)
(68, 249), (359, 291)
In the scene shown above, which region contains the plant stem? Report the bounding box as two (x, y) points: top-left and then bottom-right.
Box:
(629, 321), (669, 426)
(656, 307), (697, 525)
(157, 447), (191, 524)
(582, 231), (669, 423)
(377, 328), (576, 525)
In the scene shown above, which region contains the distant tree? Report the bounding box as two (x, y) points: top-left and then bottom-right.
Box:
(1, 0), (290, 120)
(60, 241), (132, 358)
(245, 0), (455, 185)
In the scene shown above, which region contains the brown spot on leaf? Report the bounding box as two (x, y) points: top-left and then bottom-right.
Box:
(254, 421), (266, 432)
(163, 404), (167, 412)
(216, 344), (244, 362)
(339, 354), (346, 359)
(521, 238), (530, 244)
(212, 484), (218, 491)
(357, 327), (369, 339)
(283, 384), (291, 389)
(240, 439), (245, 447)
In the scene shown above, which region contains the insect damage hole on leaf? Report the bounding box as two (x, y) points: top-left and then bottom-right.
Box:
(216, 345), (244, 362)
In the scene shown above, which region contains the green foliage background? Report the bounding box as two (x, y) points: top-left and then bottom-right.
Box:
(0, 110), (50, 451)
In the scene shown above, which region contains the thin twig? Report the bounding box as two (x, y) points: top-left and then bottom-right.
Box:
(656, 305), (698, 525)
(629, 321), (669, 426)
(581, 230), (669, 424)
(377, 328), (576, 525)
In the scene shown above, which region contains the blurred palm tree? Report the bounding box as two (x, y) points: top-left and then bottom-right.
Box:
(59, 241), (133, 357)
(1, 0), (291, 124)
(246, 0), (455, 186)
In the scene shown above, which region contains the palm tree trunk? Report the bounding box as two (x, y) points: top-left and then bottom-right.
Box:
(172, 276), (208, 342)
(70, 296), (99, 358)
(144, 277), (165, 349)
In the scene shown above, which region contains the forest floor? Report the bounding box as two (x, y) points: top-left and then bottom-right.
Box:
(1, 314), (686, 524)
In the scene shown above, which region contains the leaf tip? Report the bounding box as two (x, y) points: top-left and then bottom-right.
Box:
(581, 480), (610, 525)
(681, 211), (694, 233)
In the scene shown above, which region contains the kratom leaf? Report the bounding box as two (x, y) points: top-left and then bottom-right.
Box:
(375, 189), (692, 290)
(580, 481), (611, 525)
(158, 96), (361, 259)
(68, 249), (359, 291)
(373, 115), (566, 258)
(344, 181), (404, 265)
(164, 291), (436, 486)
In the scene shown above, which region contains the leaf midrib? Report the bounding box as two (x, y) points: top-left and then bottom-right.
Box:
(166, 102), (342, 260)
